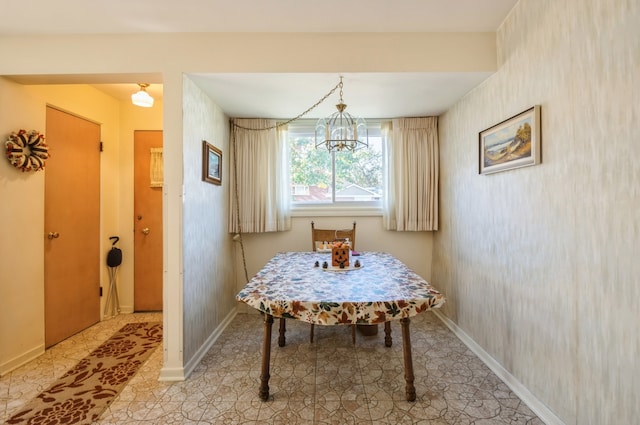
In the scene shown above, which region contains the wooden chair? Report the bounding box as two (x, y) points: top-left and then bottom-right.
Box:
(310, 220), (357, 344)
(311, 221), (356, 251)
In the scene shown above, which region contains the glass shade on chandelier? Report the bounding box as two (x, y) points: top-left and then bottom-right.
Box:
(315, 77), (368, 152)
(131, 83), (154, 108)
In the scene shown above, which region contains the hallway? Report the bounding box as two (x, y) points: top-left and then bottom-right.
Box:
(1, 312), (543, 424)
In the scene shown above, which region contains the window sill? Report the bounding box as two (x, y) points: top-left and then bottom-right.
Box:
(290, 205), (383, 217)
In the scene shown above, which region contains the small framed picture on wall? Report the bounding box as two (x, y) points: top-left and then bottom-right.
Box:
(479, 105), (541, 175)
(202, 140), (222, 185)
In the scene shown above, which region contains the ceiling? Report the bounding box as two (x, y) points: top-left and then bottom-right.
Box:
(2, 0), (519, 118)
(185, 72), (494, 119)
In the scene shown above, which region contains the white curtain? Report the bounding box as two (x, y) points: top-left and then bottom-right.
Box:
(383, 117), (439, 231)
(149, 147), (163, 187)
(228, 119), (291, 233)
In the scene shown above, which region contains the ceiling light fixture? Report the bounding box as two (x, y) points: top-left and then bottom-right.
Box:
(131, 83), (154, 108)
(315, 76), (368, 152)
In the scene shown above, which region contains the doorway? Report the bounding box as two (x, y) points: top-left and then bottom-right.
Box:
(133, 130), (163, 311)
(44, 106), (101, 348)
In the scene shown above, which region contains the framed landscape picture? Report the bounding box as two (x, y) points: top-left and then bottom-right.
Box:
(202, 140), (222, 185)
(479, 105), (541, 175)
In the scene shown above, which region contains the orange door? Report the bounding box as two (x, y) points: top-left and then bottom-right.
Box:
(133, 130), (163, 311)
(44, 107), (101, 347)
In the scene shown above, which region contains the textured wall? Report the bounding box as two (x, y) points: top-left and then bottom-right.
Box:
(182, 76), (235, 364)
(434, 0), (640, 424)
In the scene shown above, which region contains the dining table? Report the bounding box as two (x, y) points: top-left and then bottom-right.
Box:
(235, 251), (446, 402)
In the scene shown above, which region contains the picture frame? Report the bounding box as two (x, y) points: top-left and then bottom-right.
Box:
(202, 141), (222, 185)
(479, 105), (541, 175)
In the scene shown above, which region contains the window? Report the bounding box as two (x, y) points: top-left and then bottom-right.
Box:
(288, 120), (383, 209)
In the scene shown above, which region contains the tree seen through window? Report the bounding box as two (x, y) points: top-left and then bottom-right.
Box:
(288, 121), (383, 204)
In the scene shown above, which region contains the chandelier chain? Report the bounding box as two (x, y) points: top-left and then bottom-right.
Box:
(230, 124), (249, 283)
(231, 80), (342, 131)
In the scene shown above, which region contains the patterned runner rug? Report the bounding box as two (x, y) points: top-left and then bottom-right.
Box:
(7, 321), (162, 425)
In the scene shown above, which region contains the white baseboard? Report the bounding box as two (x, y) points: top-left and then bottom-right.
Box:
(118, 305), (134, 314)
(158, 366), (186, 381)
(432, 310), (564, 425)
(0, 344), (44, 377)
(180, 307), (238, 380)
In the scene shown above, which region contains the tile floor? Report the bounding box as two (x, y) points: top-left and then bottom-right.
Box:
(0, 312), (544, 424)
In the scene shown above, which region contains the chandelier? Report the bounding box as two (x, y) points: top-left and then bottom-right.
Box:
(131, 83), (154, 108)
(315, 77), (368, 152)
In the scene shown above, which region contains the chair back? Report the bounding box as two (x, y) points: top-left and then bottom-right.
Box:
(311, 221), (356, 251)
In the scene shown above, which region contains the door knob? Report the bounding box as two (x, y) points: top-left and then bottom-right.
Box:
(47, 232), (60, 239)
(141, 227), (150, 235)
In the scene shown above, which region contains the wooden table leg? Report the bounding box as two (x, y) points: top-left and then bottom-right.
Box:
(278, 317), (286, 347)
(259, 314), (273, 401)
(384, 321), (392, 347)
(400, 317), (416, 402)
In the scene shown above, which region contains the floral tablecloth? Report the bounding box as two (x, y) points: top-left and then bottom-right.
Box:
(236, 252), (445, 326)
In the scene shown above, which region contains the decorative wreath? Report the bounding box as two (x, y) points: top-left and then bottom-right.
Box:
(5, 129), (50, 172)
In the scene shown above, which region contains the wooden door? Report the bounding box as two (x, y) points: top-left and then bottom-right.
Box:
(44, 107), (101, 347)
(133, 130), (163, 311)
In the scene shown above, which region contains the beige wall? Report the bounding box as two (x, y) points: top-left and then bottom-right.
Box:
(0, 78), (47, 372)
(435, 0), (639, 424)
(0, 33), (497, 75)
